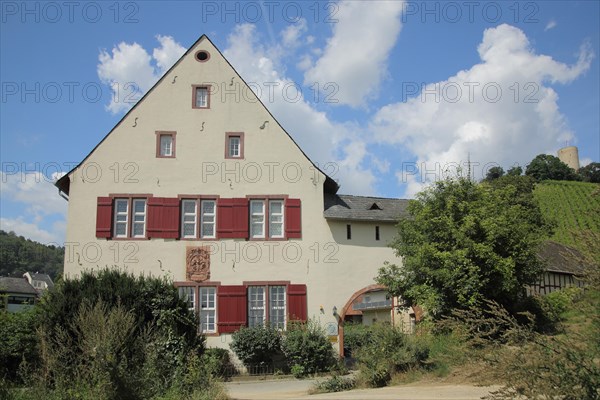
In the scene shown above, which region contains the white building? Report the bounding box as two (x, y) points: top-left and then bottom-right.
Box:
(55, 35), (412, 354)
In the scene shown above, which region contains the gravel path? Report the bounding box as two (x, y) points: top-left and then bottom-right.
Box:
(225, 378), (500, 399)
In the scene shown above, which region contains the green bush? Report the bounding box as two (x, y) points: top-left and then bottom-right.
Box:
(0, 309), (39, 383)
(539, 287), (582, 322)
(354, 324), (429, 387)
(281, 320), (335, 376)
(30, 268), (205, 399)
(343, 322), (375, 357)
(310, 375), (356, 394)
(290, 364), (305, 378)
(201, 348), (235, 378)
(230, 325), (282, 367)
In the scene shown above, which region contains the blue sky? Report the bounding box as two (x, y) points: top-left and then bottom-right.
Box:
(1, 0), (599, 245)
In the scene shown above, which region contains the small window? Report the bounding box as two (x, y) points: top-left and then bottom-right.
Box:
(200, 287), (217, 333)
(181, 200), (197, 238)
(131, 199), (147, 238)
(180, 199), (217, 239)
(269, 200), (284, 239)
(248, 286), (266, 327)
(250, 200), (265, 239)
(201, 200), (216, 239)
(375, 226), (380, 241)
(229, 136), (240, 157)
(114, 198), (147, 239)
(192, 85), (210, 109)
(225, 132), (244, 159)
(269, 286), (286, 329)
(156, 132), (176, 158)
(346, 224), (352, 240)
(114, 199), (129, 238)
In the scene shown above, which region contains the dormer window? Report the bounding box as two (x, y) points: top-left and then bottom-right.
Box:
(225, 132), (244, 159)
(369, 202), (382, 210)
(192, 85), (210, 109)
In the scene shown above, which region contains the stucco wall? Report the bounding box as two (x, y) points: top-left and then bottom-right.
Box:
(61, 36), (403, 348)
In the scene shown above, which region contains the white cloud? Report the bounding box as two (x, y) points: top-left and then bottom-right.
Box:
(223, 24), (377, 194)
(98, 35), (185, 114)
(0, 171), (67, 244)
(303, 0), (404, 108)
(0, 218), (65, 245)
(545, 20), (557, 31)
(281, 18), (307, 48)
(1, 172), (67, 218)
(371, 24), (593, 197)
(153, 35), (187, 74)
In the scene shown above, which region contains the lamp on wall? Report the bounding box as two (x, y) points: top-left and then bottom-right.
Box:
(332, 306), (338, 316)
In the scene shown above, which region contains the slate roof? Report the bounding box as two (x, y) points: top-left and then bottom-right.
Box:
(0, 277), (38, 296)
(538, 241), (589, 275)
(27, 272), (54, 288)
(324, 194), (410, 222)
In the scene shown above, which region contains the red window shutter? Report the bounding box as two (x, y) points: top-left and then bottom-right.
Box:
(231, 198), (249, 238)
(287, 284), (307, 322)
(96, 197), (113, 238)
(217, 285), (247, 333)
(146, 197), (164, 238)
(217, 198), (248, 239)
(147, 198), (180, 239)
(162, 198), (180, 238)
(285, 199), (302, 239)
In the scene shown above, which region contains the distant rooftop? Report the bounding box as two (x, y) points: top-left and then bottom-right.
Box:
(538, 241), (589, 275)
(324, 194), (410, 222)
(27, 272), (54, 287)
(0, 277), (38, 296)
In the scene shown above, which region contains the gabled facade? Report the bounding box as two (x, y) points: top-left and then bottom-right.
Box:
(23, 272), (54, 294)
(55, 35), (409, 353)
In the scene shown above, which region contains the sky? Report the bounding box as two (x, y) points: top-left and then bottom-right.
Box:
(1, 0), (599, 245)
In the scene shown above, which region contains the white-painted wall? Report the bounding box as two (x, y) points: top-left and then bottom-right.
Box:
(61, 36), (404, 349)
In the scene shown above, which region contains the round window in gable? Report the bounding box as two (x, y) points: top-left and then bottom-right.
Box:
(195, 50), (210, 62)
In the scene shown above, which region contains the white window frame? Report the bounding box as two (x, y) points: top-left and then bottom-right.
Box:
(269, 286), (286, 329)
(131, 199), (147, 238)
(228, 135), (241, 158)
(199, 287), (217, 333)
(250, 200), (265, 239)
(248, 286), (266, 327)
(114, 199), (129, 238)
(200, 200), (216, 239)
(268, 200), (284, 239)
(159, 134), (173, 157)
(181, 200), (197, 239)
(195, 87), (208, 108)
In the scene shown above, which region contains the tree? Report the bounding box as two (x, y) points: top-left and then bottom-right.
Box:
(377, 176), (549, 318)
(506, 166), (523, 176)
(578, 162), (600, 183)
(525, 154), (580, 182)
(485, 166), (505, 181)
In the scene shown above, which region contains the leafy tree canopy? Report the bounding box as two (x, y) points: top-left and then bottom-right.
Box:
(377, 176), (549, 318)
(578, 162), (600, 183)
(525, 154), (580, 182)
(485, 166), (505, 181)
(506, 166), (523, 176)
